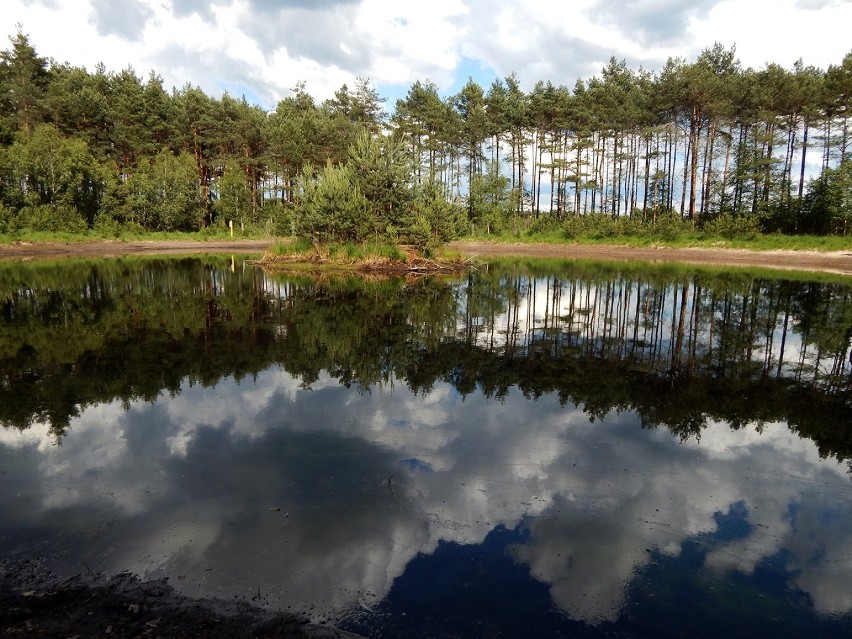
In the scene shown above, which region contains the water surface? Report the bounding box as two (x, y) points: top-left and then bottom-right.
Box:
(1, 257), (850, 637)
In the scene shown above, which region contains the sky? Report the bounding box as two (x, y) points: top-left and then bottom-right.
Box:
(3, 0), (852, 111)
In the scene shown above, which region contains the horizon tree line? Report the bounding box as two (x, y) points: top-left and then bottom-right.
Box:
(1, 29), (851, 238)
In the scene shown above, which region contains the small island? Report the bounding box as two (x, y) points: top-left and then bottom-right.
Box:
(257, 241), (472, 274)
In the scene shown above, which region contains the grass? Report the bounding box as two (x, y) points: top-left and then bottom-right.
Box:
(0, 227), (270, 244)
(260, 240), (471, 273)
(479, 255), (852, 285)
(266, 239), (404, 261)
(3, 223), (851, 253)
(469, 229), (852, 252)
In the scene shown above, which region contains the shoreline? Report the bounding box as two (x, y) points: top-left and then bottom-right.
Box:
(0, 238), (850, 276)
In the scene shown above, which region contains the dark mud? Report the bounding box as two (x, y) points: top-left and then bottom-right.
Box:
(0, 559), (360, 638)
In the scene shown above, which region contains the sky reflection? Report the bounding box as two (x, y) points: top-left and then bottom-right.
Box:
(2, 365), (850, 632)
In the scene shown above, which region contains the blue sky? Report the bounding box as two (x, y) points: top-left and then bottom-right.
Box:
(4, 0), (852, 110)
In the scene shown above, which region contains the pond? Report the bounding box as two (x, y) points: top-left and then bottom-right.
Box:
(1, 256), (851, 638)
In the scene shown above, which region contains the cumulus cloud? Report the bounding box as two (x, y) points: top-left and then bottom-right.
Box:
(170, 0), (220, 22)
(5, 0), (852, 109)
(589, 0), (717, 46)
(89, 0), (153, 42)
(242, 4), (369, 69)
(19, 0), (59, 8)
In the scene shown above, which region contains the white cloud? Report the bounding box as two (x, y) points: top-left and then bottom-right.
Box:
(688, 0), (852, 71)
(3, 0), (850, 109)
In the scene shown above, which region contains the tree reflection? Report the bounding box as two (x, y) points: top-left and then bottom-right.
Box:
(1, 258), (849, 460)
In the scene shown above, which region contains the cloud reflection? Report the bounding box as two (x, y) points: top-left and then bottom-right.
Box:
(1, 368), (850, 625)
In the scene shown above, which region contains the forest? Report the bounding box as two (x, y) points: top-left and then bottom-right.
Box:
(1, 30), (851, 243)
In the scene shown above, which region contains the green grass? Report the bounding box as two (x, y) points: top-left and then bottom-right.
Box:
(0, 227), (271, 244)
(479, 255), (852, 285)
(264, 240), (408, 264)
(267, 237), (312, 256)
(468, 229), (852, 252)
(463, 210), (852, 250)
(4, 223), (851, 254)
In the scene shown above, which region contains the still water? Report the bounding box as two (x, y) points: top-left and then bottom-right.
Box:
(1, 256), (850, 637)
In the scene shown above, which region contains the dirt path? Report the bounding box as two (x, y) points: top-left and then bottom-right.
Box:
(1, 239), (851, 276)
(0, 239), (271, 261)
(448, 241), (852, 276)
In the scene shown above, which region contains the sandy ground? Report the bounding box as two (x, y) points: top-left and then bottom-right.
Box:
(448, 241), (852, 276)
(1, 238), (851, 275)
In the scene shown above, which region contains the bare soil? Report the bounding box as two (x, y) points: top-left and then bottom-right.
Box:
(0, 239), (271, 261)
(448, 241), (852, 276)
(1, 238), (851, 275)
(0, 560), (359, 638)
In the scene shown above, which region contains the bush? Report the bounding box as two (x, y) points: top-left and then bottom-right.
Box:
(702, 213), (761, 240)
(562, 215), (584, 239)
(648, 212), (692, 241)
(260, 200), (294, 237)
(18, 204), (87, 233)
(526, 214), (563, 235)
(405, 181), (464, 249)
(93, 211), (122, 237)
(0, 203), (13, 233)
(294, 163), (371, 244)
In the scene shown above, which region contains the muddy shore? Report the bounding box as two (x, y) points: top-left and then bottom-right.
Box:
(0, 560), (359, 638)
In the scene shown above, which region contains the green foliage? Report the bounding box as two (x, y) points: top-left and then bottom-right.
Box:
(468, 164), (511, 235)
(214, 160), (253, 227)
(799, 160), (852, 235)
(555, 212), (695, 242)
(649, 213), (694, 241)
(5, 123), (103, 225)
(701, 213), (761, 240)
(124, 148), (203, 231)
(0, 202), (10, 233)
(16, 203), (87, 232)
(347, 129), (413, 237)
(0, 31), (51, 137)
(3, 31), (852, 242)
(405, 180), (464, 249)
(294, 162), (370, 243)
(292, 131), (461, 250)
(258, 200), (293, 236)
(269, 237), (314, 256)
(338, 241), (405, 262)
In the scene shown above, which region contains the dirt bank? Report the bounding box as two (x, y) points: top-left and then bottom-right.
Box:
(1, 239), (851, 275)
(0, 239), (271, 261)
(448, 241), (852, 276)
(0, 560), (359, 638)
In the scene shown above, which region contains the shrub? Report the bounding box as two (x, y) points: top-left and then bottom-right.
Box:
(19, 204), (87, 233)
(294, 163), (371, 244)
(562, 215), (584, 239)
(526, 214), (563, 235)
(0, 203), (14, 233)
(702, 213), (761, 240)
(649, 212), (692, 241)
(584, 213), (620, 239)
(93, 211), (122, 236)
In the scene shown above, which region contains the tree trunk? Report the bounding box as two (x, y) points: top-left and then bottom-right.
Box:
(687, 104), (701, 220)
(798, 116), (809, 200)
